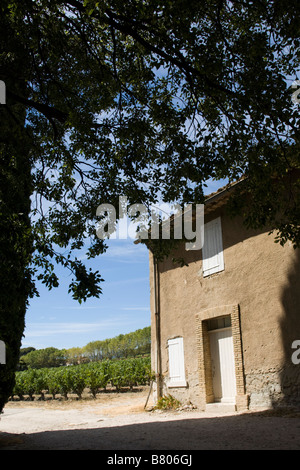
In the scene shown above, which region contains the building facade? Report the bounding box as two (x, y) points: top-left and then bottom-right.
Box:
(149, 187), (300, 411)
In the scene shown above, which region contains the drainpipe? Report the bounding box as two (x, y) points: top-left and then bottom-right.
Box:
(153, 255), (162, 401)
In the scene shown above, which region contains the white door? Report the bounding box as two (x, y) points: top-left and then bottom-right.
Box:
(209, 327), (236, 403)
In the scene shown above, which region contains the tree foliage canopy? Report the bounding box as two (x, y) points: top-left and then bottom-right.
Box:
(0, 0), (299, 410)
(1, 0), (299, 290)
(21, 347), (67, 369)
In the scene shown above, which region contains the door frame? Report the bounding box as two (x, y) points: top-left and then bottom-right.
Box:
(195, 304), (249, 411)
(208, 326), (237, 403)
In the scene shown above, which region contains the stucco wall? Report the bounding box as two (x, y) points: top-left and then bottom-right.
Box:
(149, 206), (300, 409)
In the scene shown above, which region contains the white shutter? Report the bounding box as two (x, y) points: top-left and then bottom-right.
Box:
(202, 217), (224, 277)
(167, 337), (187, 387)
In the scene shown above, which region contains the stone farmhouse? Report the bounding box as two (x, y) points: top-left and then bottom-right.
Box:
(147, 181), (300, 412)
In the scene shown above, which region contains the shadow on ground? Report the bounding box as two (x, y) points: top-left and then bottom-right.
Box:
(1, 410), (300, 450)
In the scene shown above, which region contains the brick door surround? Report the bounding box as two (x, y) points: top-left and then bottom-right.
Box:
(195, 304), (249, 411)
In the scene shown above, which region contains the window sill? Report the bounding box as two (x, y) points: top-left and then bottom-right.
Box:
(167, 380), (187, 388)
(203, 268), (224, 279)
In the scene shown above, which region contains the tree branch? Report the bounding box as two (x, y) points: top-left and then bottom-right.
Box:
(7, 90), (68, 123)
(64, 0), (236, 98)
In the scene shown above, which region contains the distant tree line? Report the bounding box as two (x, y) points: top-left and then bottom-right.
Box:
(19, 327), (151, 369)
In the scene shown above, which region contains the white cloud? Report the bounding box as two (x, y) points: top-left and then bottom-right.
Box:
(106, 276), (149, 287)
(101, 240), (148, 262)
(53, 305), (103, 310)
(121, 307), (150, 311)
(23, 318), (130, 338)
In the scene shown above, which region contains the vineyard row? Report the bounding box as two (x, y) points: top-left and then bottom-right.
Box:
(12, 357), (153, 400)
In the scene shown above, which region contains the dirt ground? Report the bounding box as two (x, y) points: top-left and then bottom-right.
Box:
(1, 387), (300, 450)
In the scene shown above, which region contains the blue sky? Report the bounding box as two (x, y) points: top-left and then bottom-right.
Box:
(23, 238), (150, 350)
(22, 178), (226, 351)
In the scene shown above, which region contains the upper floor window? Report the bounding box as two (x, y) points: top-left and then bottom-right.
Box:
(202, 217), (224, 277)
